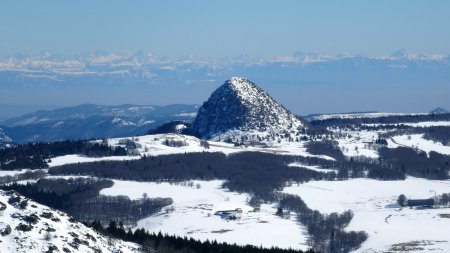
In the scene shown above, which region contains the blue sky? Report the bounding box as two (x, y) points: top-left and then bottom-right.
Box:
(1, 0), (450, 57)
(0, 1), (449, 116)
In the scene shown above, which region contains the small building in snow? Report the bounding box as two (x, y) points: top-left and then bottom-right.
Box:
(214, 208), (243, 220)
(407, 199), (435, 208)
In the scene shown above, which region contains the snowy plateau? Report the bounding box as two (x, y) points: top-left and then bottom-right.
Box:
(1, 77), (450, 252)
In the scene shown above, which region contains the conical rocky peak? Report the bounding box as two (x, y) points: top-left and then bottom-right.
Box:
(192, 77), (304, 141)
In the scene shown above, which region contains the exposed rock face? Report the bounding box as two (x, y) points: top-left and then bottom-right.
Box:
(192, 77), (304, 142)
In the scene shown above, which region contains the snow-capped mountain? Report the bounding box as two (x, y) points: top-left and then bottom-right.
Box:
(1, 51), (450, 116)
(192, 77), (305, 141)
(0, 190), (139, 253)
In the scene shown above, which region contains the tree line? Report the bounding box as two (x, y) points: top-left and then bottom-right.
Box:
(15, 151), (378, 251)
(0, 140), (127, 170)
(378, 147), (450, 180)
(86, 220), (315, 253)
(49, 152), (334, 200)
(1, 178), (172, 226)
(48, 151), (414, 200)
(279, 194), (367, 253)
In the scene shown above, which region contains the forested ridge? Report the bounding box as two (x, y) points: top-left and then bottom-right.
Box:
(0, 140), (127, 170)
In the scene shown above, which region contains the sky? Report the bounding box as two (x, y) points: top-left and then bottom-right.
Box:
(1, 1), (450, 58)
(0, 1), (450, 117)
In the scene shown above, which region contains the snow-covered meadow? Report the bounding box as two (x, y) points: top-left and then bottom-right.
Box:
(388, 134), (450, 156)
(107, 134), (334, 159)
(364, 121), (450, 128)
(0, 170), (30, 177)
(48, 154), (141, 167)
(333, 129), (382, 159)
(283, 177), (450, 252)
(309, 112), (428, 121)
(288, 162), (337, 173)
(100, 179), (310, 250)
(329, 119), (450, 159)
(45, 133), (335, 169)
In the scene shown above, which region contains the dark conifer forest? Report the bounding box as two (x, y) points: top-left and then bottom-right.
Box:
(1, 178), (172, 226)
(0, 140), (126, 170)
(86, 220), (316, 253)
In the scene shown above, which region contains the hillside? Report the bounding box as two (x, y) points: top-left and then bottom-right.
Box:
(0, 190), (140, 253)
(0, 104), (198, 144)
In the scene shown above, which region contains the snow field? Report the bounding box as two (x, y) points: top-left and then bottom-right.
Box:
(100, 179), (310, 250)
(312, 112), (427, 121)
(288, 162), (337, 173)
(331, 129), (382, 159)
(388, 134), (450, 156)
(364, 121), (450, 128)
(48, 154), (141, 167)
(0, 170), (31, 177)
(47, 133), (335, 168)
(283, 178), (450, 252)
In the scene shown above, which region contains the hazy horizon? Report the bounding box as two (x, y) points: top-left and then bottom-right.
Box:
(1, 1), (449, 117)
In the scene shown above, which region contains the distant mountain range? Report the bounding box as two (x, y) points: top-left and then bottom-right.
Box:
(0, 104), (198, 144)
(1, 50), (449, 114)
(1, 50), (448, 88)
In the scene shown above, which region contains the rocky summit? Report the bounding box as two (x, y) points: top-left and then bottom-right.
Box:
(192, 77), (305, 142)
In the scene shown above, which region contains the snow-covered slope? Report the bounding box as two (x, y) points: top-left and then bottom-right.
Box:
(388, 134), (450, 156)
(47, 133), (334, 168)
(0, 190), (139, 253)
(192, 77), (305, 142)
(322, 118), (450, 160)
